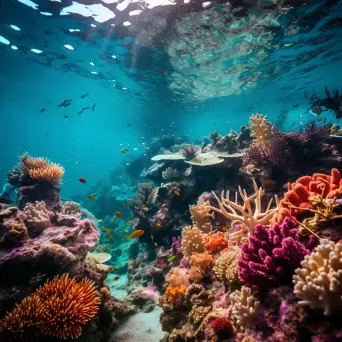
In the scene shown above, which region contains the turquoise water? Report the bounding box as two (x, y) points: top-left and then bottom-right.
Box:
(1, 1), (342, 197)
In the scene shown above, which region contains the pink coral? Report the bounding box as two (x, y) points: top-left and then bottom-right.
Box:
(238, 218), (317, 291)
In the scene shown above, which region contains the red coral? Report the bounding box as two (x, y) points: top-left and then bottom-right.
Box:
(211, 317), (233, 338)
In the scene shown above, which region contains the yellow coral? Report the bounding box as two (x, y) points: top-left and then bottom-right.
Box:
(213, 246), (241, 285)
(165, 285), (187, 304)
(250, 113), (273, 146)
(181, 225), (206, 256)
(189, 200), (214, 233)
(189, 306), (211, 324)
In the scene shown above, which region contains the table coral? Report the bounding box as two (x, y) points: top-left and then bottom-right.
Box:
(229, 286), (260, 330)
(293, 239), (342, 316)
(238, 218), (315, 290)
(181, 225), (206, 256)
(205, 231), (228, 253)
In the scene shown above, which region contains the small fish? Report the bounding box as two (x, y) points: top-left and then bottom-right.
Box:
(221, 226), (228, 232)
(155, 223), (162, 228)
(64, 102), (71, 107)
(126, 221), (132, 226)
(107, 236), (113, 241)
(151, 235), (154, 240)
(88, 194), (95, 200)
(122, 202), (126, 209)
(142, 206), (149, 211)
(49, 101), (51, 104)
(157, 202), (162, 207)
(298, 114), (303, 118)
(174, 191), (180, 196)
(154, 242), (158, 247)
(120, 149), (127, 153)
(112, 267), (119, 272)
(64, 115), (68, 118)
(102, 228), (111, 233)
(115, 211), (123, 218)
(114, 276), (120, 281)
(311, 106), (322, 115)
(40, 108), (46, 113)
(133, 148), (138, 151)
(81, 93), (89, 98)
(85, 106), (90, 109)
(293, 104), (299, 108)
(127, 123), (131, 127)
(316, 117), (326, 124)
(168, 255), (175, 262)
(79, 177), (86, 184)
(92, 102), (97, 111)
(125, 230), (144, 239)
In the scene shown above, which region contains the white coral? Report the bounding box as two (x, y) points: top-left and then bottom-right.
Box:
(23, 201), (53, 233)
(230, 286), (260, 330)
(189, 200), (214, 233)
(61, 201), (83, 218)
(181, 225), (206, 256)
(250, 113), (273, 146)
(293, 239), (342, 316)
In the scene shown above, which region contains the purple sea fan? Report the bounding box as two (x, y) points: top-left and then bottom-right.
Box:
(238, 217), (317, 291)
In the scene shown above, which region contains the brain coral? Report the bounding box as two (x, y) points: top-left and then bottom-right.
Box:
(293, 239), (342, 316)
(181, 226), (206, 256)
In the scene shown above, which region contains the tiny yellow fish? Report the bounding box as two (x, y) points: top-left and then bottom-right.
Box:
(221, 226), (228, 232)
(126, 220), (132, 226)
(125, 230), (144, 239)
(115, 211), (123, 218)
(113, 276), (120, 281)
(112, 267), (119, 272)
(157, 202), (161, 207)
(168, 255), (175, 262)
(88, 194), (95, 200)
(174, 191), (180, 196)
(155, 223), (162, 228)
(151, 235), (154, 240)
(107, 236), (113, 241)
(122, 202), (126, 209)
(102, 228), (111, 233)
(154, 242), (158, 247)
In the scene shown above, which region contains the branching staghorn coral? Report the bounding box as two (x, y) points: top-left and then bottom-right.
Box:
(181, 225), (206, 256)
(229, 286), (260, 330)
(20, 153), (64, 185)
(293, 239), (342, 316)
(61, 201), (83, 219)
(23, 200), (53, 233)
(213, 246), (242, 285)
(128, 182), (156, 210)
(205, 179), (278, 239)
(162, 167), (182, 181)
(189, 200), (214, 233)
(250, 113), (273, 146)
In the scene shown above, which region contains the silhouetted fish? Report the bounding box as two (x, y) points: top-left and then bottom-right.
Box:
(57, 99), (72, 107)
(64, 115), (68, 118)
(293, 104), (299, 108)
(85, 106), (90, 109)
(64, 103), (71, 107)
(92, 103), (97, 111)
(40, 108), (46, 113)
(81, 93), (89, 99)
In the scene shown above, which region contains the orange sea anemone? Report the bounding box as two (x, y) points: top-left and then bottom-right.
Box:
(0, 274), (100, 340)
(20, 153), (64, 185)
(205, 232), (228, 254)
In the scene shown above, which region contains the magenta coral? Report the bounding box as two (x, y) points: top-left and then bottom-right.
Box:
(238, 218), (317, 291)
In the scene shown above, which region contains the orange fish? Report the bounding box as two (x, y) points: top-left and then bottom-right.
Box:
(112, 267), (119, 272)
(102, 228), (111, 233)
(107, 236), (113, 241)
(88, 195), (95, 200)
(124, 229), (144, 239)
(79, 177), (86, 184)
(122, 202), (126, 209)
(155, 223), (162, 228)
(174, 191), (180, 196)
(221, 226), (228, 232)
(113, 276), (120, 281)
(115, 211), (123, 218)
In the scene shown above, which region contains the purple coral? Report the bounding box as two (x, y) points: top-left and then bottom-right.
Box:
(238, 218), (317, 291)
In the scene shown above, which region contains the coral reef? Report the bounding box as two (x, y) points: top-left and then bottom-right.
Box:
(162, 167), (182, 181)
(23, 201), (53, 233)
(250, 113), (273, 146)
(181, 226), (206, 256)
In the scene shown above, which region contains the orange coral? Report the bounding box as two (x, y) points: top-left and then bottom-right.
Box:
(272, 169), (342, 224)
(20, 153), (64, 186)
(205, 232), (228, 254)
(190, 252), (214, 269)
(188, 267), (204, 283)
(165, 285), (187, 304)
(0, 274), (100, 340)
